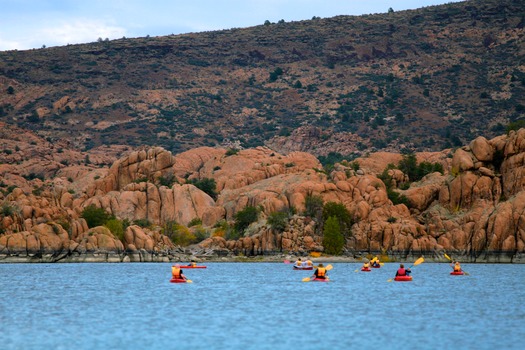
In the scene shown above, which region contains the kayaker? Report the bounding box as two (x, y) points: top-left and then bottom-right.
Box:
(190, 259), (197, 267)
(306, 260), (313, 267)
(395, 264), (410, 277)
(371, 257), (380, 267)
(312, 263), (328, 280)
(451, 261), (461, 272)
(294, 258), (303, 267)
(171, 265), (187, 280)
(362, 261), (370, 269)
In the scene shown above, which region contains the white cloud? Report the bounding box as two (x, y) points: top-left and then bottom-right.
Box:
(0, 18), (127, 50)
(39, 19), (127, 47)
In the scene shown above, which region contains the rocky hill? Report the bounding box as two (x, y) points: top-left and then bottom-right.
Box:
(1, 121), (524, 262)
(0, 0), (524, 157)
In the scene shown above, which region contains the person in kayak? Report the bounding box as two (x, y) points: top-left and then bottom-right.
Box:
(171, 265), (187, 280)
(312, 263), (328, 280)
(451, 261), (462, 272)
(294, 258), (303, 267)
(306, 260), (313, 267)
(371, 257), (380, 267)
(395, 264), (411, 277)
(362, 261), (371, 269)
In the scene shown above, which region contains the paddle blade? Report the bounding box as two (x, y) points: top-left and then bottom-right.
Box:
(186, 280), (193, 283)
(379, 262), (385, 266)
(387, 278), (393, 282)
(283, 260), (291, 264)
(463, 271), (470, 276)
(302, 277), (311, 282)
(326, 264), (333, 271)
(413, 257), (425, 266)
(444, 253), (451, 261)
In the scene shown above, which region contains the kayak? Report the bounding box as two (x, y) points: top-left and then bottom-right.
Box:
(311, 278), (330, 282)
(394, 275), (412, 282)
(293, 266), (313, 270)
(371, 265), (381, 268)
(450, 271), (464, 275)
(170, 278), (188, 283)
(361, 267), (371, 272)
(179, 266), (207, 269)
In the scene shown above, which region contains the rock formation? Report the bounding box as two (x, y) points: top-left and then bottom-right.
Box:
(1, 129), (525, 263)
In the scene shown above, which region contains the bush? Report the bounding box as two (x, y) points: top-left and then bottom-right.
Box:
(267, 211), (289, 232)
(303, 194), (324, 220)
(187, 178), (217, 200)
(104, 219), (125, 241)
(234, 206), (258, 233)
(81, 205), (114, 228)
(188, 217), (202, 227)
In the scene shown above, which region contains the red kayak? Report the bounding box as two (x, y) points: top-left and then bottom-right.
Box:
(361, 267), (371, 272)
(394, 275), (412, 282)
(371, 265), (381, 268)
(179, 265), (207, 269)
(170, 278), (188, 283)
(293, 266), (313, 270)
(450, 271), (464, 275)
(311, 278), (330, 282)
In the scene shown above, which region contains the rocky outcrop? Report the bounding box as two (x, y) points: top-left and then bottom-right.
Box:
(2, 129), (525, 263)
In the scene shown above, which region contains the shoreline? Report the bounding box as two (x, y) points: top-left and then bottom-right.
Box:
(1, 252), (523, 264)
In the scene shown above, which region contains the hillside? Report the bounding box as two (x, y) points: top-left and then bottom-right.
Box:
(0, 0), (524, 157)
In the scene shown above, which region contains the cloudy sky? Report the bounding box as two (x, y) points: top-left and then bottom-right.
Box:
(0, 0), (463, 51)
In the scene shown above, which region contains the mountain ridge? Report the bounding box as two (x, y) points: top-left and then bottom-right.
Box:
(0, 0), (524, 157)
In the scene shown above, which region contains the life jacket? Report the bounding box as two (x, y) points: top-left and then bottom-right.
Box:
(363, 262), (370, 268)
(306, 260), (313, 266)
(454, 263), (461, 272)
(397, 268), (406, 276)
(172, 267), (182, 278)
(191, 262), (197, 267)
(317, 267), (326, 277)
(295, 261), (302, 267)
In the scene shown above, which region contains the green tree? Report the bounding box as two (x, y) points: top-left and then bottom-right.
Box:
(234, 206), (258, 233)
(303, 194), (324, 220)
(81, 205), (114, 228)
(322, 202), (352, 237)
(322, 216), (345, 255)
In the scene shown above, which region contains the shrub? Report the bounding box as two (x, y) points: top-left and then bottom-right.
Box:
(234, 206), (258, 233)
(188, 217), (202, 227)
(267, 211), (289, 232)
(104, 219), (125, 241)
(81, 205), (114, 228)
(304, 194), (324, 220)
(187, 177), (217, 200)
(133, 219), (151, 228)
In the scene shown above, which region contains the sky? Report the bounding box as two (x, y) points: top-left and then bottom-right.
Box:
(0, 0), (464, 51)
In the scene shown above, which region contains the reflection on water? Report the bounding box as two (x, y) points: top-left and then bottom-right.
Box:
(1, 262), (524, 349)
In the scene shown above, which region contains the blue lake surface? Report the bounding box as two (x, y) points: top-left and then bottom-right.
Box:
(1, 262), (524, 350)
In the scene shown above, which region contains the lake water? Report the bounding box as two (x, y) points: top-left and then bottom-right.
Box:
(1, 262), (524, 350)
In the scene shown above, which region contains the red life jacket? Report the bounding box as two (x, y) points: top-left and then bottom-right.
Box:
(397, 268), (406, 276)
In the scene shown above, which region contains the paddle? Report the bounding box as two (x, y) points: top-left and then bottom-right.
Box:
(284, 260), (291, 264)
(444, 253), (469, 275)
(387, 257), (424, 282)
(302, 264), (332, 282)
